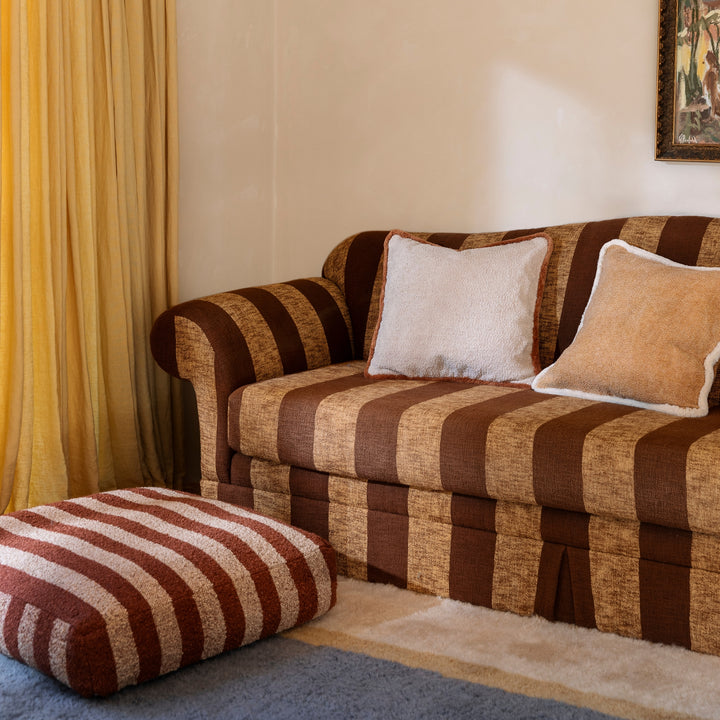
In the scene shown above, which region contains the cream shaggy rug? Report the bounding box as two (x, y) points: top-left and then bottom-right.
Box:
(285, 577), (720, 720)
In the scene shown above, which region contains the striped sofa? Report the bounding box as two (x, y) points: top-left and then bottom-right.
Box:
(151, 216), (720, 654)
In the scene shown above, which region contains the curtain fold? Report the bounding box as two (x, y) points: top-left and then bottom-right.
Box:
(0, 0), (182, 513)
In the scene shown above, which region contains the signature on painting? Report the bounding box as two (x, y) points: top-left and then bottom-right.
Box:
(675, 0), (720, 144)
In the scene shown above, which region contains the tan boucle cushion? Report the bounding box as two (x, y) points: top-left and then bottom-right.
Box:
(365, 230), (553, 384)
(532, 240), (720, 417)
(0, 488), (336, 696)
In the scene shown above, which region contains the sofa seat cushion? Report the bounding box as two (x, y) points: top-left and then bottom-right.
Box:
(229, 361), (720, 534)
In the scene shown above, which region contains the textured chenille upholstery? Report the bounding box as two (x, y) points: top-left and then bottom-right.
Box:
(152, 216), (720, 655)
(0, 488), (336, 696)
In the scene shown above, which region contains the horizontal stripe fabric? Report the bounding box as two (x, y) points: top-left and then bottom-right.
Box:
(0, 488), (336, 696)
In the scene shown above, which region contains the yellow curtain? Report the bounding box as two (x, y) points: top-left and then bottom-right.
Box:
(0, 0), (182, 512)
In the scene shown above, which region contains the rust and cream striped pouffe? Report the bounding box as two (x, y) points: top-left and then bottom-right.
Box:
(0, 487), (337, 696)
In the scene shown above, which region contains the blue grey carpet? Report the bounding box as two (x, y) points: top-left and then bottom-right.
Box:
(0, 635), (622, 720)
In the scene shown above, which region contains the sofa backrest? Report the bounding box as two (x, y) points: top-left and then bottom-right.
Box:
(322, 216), (720, 369)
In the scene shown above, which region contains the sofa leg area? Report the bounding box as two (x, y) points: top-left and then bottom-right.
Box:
(535, 544), (597, 630)
(210, 478), (720, 657)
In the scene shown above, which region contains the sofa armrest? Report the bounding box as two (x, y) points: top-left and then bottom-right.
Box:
(150, 278), (354, 486)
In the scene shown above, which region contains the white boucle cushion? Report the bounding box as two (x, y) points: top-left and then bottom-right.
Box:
(365, 231), (553, 384)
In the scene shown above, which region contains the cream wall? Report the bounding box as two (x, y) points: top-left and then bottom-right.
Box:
(178, 0), (720, 296)
(176, 0), (275, 301)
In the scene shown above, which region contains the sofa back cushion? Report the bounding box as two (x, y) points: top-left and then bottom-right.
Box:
(322, 216), (720, 373)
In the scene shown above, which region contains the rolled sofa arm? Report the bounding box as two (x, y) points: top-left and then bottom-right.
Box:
(150, 278), (354, 487)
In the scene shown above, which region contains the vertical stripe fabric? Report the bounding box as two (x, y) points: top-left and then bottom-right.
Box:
(151, 214), (720, 657)
(321, 217), (720, 366)
(224, 455), (720, 655)
(0, 488), (336, 696)
(227, 361), (720, 535)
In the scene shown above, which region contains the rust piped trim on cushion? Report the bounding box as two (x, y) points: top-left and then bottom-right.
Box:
(321, 227), (552, 363)
(364, 230), (553, 385)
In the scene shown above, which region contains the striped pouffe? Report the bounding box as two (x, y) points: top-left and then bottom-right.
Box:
(0, 487), (336, 696)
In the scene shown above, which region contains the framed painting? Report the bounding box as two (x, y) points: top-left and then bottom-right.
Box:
(656, 0), (720, 161)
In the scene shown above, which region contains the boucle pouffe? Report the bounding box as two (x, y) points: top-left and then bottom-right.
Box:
(0, 487), (337, 697)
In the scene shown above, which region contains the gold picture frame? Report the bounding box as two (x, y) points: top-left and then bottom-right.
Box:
(656, 0), (720, 161)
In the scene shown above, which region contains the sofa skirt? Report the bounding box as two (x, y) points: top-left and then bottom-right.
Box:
(202, 454), (720, 656)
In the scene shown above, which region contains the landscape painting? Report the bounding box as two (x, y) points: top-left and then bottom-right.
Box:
(657, 0), (720, 161)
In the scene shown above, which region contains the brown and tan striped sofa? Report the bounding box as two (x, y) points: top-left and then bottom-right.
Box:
(151, 216), (720, 655)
